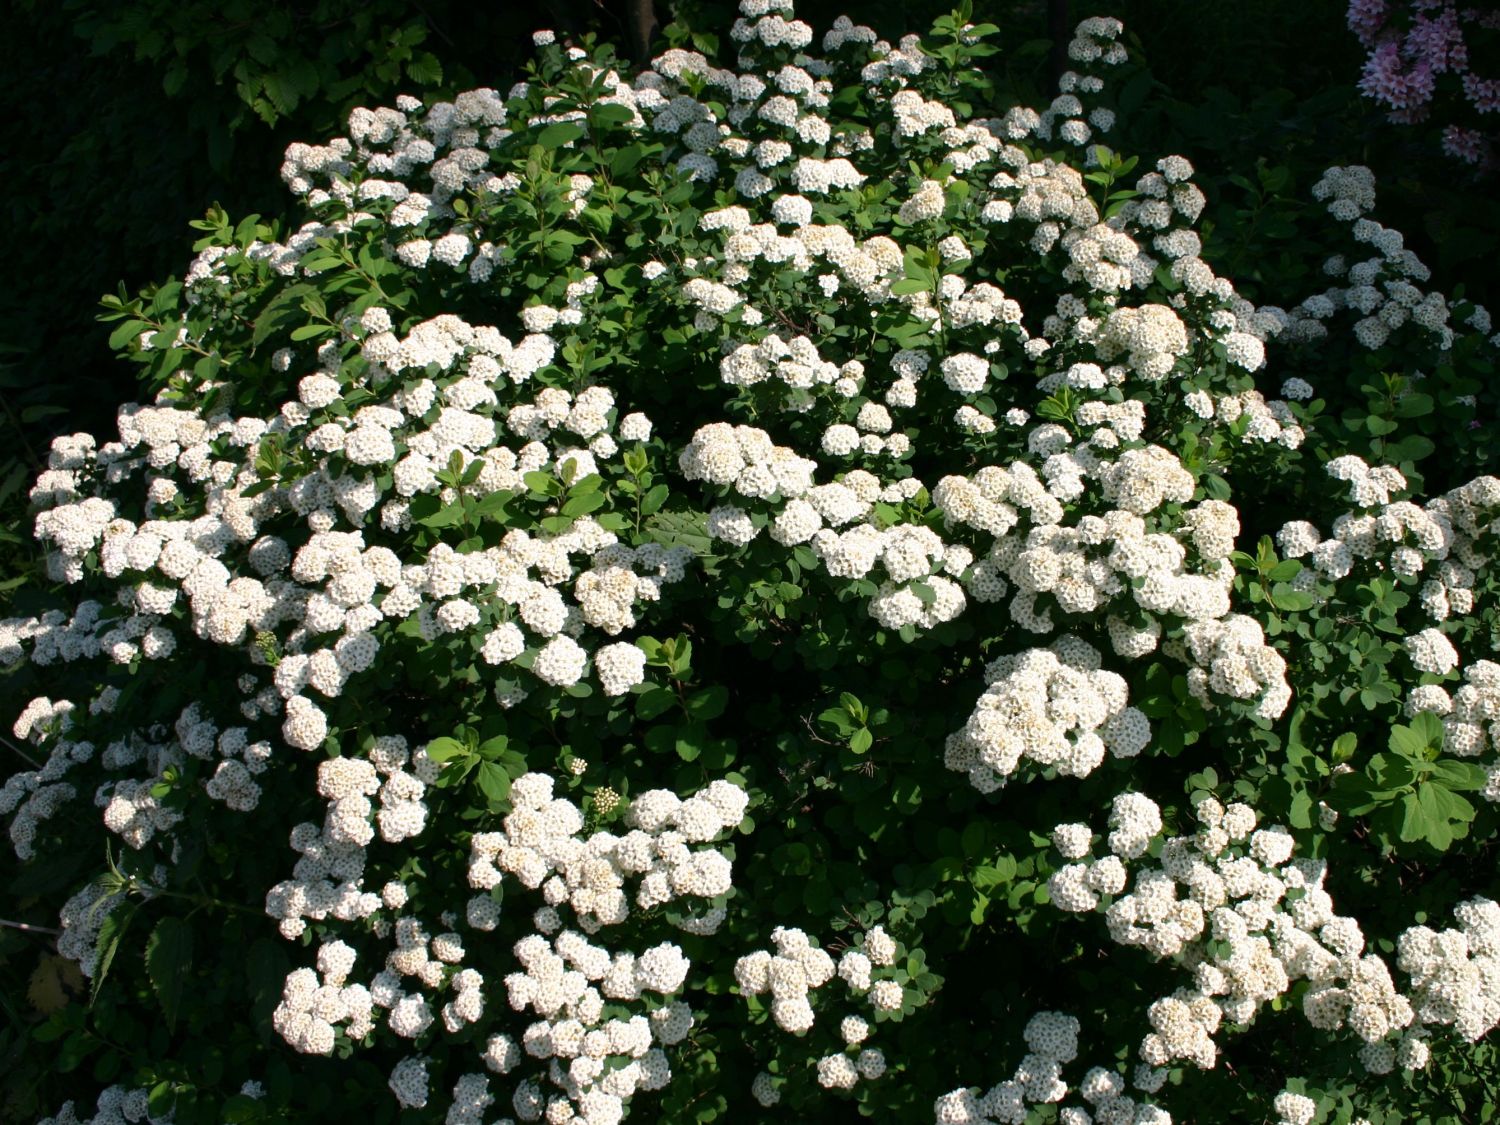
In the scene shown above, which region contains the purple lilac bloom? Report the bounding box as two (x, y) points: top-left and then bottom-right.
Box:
(1347, 0), (1391, 47)
(1360, 39), (1438, 111)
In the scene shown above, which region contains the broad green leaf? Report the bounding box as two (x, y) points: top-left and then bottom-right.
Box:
(1270, 583), (1313, 611)
(1429, 760), (1488, 791)
(146, 916), (193, 1031)
(1389, 723), (1431, 760)
(561, 491), (607, 517)
(818, 708), (855, 733)
(477, 761), (512, 804)
(686, 686), (728, 721)
(635, 686), (678, 721)
(424, 737), (469, 763)
(538, 122), (585, 148)
(591, 103), (636, 127)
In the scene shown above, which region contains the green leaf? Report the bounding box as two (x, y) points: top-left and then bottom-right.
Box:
(1395, 392), (1434, 418)
(591, 103), (636, 127)
(686, 686), (729, 722)
(641, 483), (670, 515)
(477, 761), (512, 804)
(1423, 781), (1475, 825)
(889, 278), (930, 296)
(146, 916), (193, 1031)
(1390, 715), (1440, 759)
(1387, 434), (1436, 462)
(90, 900), (131, 1003)
(289, 323), (332, 341)
(612, 144), (648, 178)
(1269, 584), (1314, 611)
(406, 51), (443, 86)
(675, 730), (702, 762)
(561, 491), (607, 517)
(538, 122), (585, 148)
(419, 502), (466, 528)
(1399, 792), (1428, 844)
(635, 686), (678, 721)
(474, 490), (514, 519)
(1288, 790), (1314, 830)
(1429, 760), (1488, 791)
(972, 854), (1017, 888)
(108, 319), (154, 350)
(818, 708), (855, 733)
(524, 470), (561, 497)
(849, 727), (874, 754)
(1267, 559), (1302, 582)
(424, 737), (469, 763)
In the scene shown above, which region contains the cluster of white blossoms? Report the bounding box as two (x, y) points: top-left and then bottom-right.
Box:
(935, 1010), (1172, 1125)
(467, 771), (746, 935)
(1283, 166), (1498, 353)
(2, 696), (85, 859)
(18, 301), (689, 715)
(264, 769), (743, 1123)
(1182, 386), (1306, 451)
(740, 923), (904, 1105)
(263, 736), (437, 941)
(1047, 790), (1500, 1080)
(1277, 469), (1500, 629)
(735, 922), (902, 1039)
(1397, 897), (1500, 1045)
(37, 1083), (263, 1125)
(1406, 659), (1500, 801)
(945, 635), (1151, 793)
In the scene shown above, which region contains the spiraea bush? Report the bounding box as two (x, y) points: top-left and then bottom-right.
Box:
(5, 1), (1500, 1121)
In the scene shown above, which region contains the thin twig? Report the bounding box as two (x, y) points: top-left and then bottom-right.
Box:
(0, 733), (42, 769)
(1, 917), (61, 936)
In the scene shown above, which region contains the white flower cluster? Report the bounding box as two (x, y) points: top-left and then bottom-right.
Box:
(1405, 659), (1500, 800)
(19, 304), (686, 720)
(35, 1085), (173, 1125)
(56, 880), (129, 980)
(265, 769), (739, 1124)
(1277, 471), (1500, 625)
(467, 772), (746, 934)
(735, 923), (902, 1036)
(1049, 790), (1499, 1079)
(1, 697), (85, 859)
(1285, 166), (1498, 353)
(945, 636), (1151, 793)
(1397, 897), (1500, 1043)
(264, 738), (436, 940)
(272, 939), (375, 1054)
(935, 1011), (1172, 1125)
(496, 930), (682, 1123)
(1183, 388), (1306, 451)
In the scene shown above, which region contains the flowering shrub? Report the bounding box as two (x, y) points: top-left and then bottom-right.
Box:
(1348, 0), (1500, 169)
(5, 1), (1500, 1122)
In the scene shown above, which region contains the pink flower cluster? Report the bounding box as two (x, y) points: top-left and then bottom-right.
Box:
(1347, 0), (1498, 168)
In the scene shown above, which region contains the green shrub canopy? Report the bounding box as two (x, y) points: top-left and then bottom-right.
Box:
(5, 1), (1500, 1122)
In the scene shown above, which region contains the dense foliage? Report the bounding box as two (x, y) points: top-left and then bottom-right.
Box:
(5, 2), (1500, 1123)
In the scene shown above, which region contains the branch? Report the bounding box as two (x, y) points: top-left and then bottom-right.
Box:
(0, 917), (61, 937)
